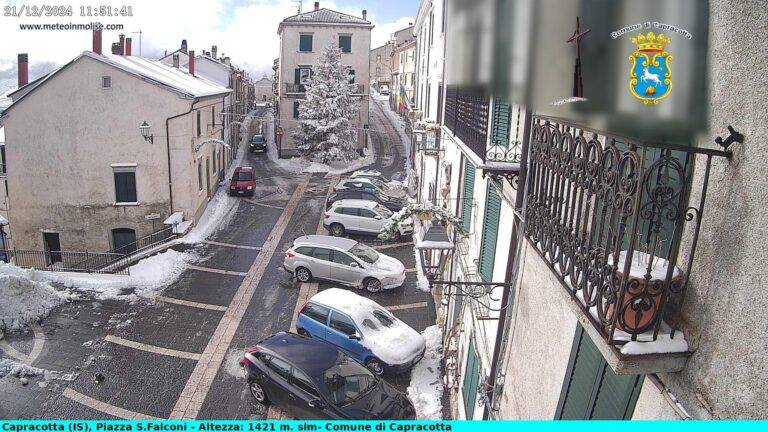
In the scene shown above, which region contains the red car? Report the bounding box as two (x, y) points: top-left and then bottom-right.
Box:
(230, 166), (256, 196)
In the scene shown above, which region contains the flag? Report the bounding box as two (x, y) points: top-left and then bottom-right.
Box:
(398, 84), (411, 111)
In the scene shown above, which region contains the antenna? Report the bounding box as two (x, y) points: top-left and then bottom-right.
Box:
(293, 0), (303, 14)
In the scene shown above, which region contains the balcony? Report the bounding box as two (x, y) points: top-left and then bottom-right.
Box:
(523, 115), (731, 372)
(285, 83), (306, 94)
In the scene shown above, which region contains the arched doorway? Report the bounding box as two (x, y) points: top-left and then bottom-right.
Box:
(111, 228), (137, 254)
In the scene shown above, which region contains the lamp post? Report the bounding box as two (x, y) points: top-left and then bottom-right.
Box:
(139, 121), (153, 144)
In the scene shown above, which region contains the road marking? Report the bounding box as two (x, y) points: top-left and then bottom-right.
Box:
(316, 175), (340, 235)
(156, 296), (228, 312)
(0, 324), (45, 364)
(188, 265), (247, 277)
(63, 388), (161, 420)
(246, 200), (285, 210)
(105, 335), (201, 361)
(203, 240), (261, 251)
(385, 302), (429, 312)
(405, 267), (417, 273)
(0, 340), (28, 363)
(257, 194), (292, 203)
(372, 241), (413, 250)
(170, 175), (311, 420)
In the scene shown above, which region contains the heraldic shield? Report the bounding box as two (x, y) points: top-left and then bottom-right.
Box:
(629, 32), (672, 104)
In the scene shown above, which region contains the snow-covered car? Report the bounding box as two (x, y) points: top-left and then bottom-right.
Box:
(350, 170), (403, 188)
(325, 199), (413, 239)
(283, 235), (406, 292)
(334, 177), (405, 198)
(379, 85), (390, 95)
(296, 288), (426, 375)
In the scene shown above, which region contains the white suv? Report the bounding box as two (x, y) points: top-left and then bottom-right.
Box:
(334, 177), (405, 198)
(324, 200), (413, 240)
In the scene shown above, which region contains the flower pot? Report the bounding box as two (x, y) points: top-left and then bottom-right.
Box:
(416, 211), (434, 221)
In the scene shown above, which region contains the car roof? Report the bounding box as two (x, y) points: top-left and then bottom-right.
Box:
(310, 288), (381, 319)
(331, 199), (378, 209)
(293, 235), (357, 250)
(259, 332), (342, 376)
(340, 178), (374, 184)
(234, 166), (254, 172)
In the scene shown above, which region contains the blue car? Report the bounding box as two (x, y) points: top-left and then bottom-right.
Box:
(296, 288), (426, 376)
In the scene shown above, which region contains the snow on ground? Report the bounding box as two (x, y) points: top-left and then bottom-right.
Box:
(408, 325), (444, 420)
(0, 274), (71, 339)
(0, 358), (78, 383)
(412, 231), (432, 293)
(371, 92), (416, 193)
(183, 191), (241, 245)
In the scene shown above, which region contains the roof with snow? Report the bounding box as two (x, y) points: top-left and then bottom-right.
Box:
(4, 52), (230, 114)
(279, 8), (371, 32)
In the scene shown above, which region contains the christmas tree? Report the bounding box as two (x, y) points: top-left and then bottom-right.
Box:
(292, 43), (361, 162)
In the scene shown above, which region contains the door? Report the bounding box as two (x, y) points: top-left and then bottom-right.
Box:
(42, 232), (62, 265)
(298, 302), (330, 340)
(290, 368), (326, 420)
(205, 158), (211, 198)
(357, 208), (382, 233)
(555, 325), (643, 419)
(308, 247), (333, 280)
(326, 311), (367, 360)
(111, 228), (137, 254)
(263, 355), (293, 407)
(330, 250), (364, 286)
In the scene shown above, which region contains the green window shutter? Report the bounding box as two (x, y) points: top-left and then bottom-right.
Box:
(294, 68), (301, 85)
(462, 337), (480, 419)
(299, 35), (313, 52)
(461, 160), (476, 232)
(556, 325), (644, 420)
(491, 97), (511, 148)
(478, 184), (501, 281)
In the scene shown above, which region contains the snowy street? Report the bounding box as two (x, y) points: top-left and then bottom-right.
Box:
(0, 100), (446, 420)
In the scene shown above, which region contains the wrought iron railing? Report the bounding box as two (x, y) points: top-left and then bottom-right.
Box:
(0, 249), (130, 275)
(109, 226), (176, 257)
(523, 115), (730, 348)
(285, 83), (305, 93)
(444, 85), (490, 161)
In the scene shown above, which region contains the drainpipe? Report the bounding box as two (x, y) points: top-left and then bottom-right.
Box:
(648, 374), (693, 420)
(483, 109), (531, 419)
(165, 98), (200, 214)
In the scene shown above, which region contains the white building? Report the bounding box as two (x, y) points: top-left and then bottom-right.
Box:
(274, 2), (372, 157)
(0, 31), (229, 257)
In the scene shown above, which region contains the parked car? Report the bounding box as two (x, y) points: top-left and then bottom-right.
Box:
(250, 134), (267, 152)
(297, 288), (426, 376)
(325, 200), (412, 240)
(230, 166), (256, 196)
(242, 332), (416, 419)
(379, 85), (390, 95)
(351, 170), (403, 188)
(283, 235), (406, 292)
(326, 189), (406, 212)
(334, 178), (405, 198)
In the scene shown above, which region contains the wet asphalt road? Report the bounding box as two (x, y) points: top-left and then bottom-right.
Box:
(0, 100), (438, 420)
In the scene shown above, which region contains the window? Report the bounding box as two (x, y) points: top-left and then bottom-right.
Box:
(339, 35), (352, 53)
(212, 151), (217, 175)
(114, 171), (137, 203)
(267, 356), (291, 380)
(301, 303), (329, 324)
(348, 69), (355, 84)
(429, 11), (434, 47)
(463, 337), (480, 419)
(330, 250), (356, 267)
(293, 101), (300, 119)
(329, 312), (356, 336)
(212, 107), (216, 127)
(292, 369), (319, 397)
(197, 160), (203, 191)
(102, 76), (111, 88)
(299, 34), (313, 52)
(196, 110), (201, 136)
(311, 248), (331, 261)
(478, 184), (501, 281)
(298, 67), (312, 85)
(295, 246), (314, 256)
(358, 209), (377, 219)
(376, 66), (381, 77)
(0, 145), (6, 175)
(461, 160), (476, 232)
(376, 55), (381, 62)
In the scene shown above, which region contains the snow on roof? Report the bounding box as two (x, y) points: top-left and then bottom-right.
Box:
(310, 288), (425, 364)
(292, 234), (357, 250)
(85, 52), (230, 98)
(282, 8), (371, 25)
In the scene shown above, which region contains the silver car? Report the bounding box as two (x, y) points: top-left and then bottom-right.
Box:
(283, 235), (406, 293)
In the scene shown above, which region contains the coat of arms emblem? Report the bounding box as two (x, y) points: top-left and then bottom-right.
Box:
(629, 32), (672, 104)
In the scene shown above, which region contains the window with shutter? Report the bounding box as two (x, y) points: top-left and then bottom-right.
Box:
(491, 97), (512, 148)
(299, 34), (313, 52)
(339, 35), (352, 53)
(556, 325), (644, 419)
(462, 337), (480, 419)
(461, 160), (475, 232)
(114, 172), (137, 203)
(293, 101), (300, 119)
(478, 184), (501, 281)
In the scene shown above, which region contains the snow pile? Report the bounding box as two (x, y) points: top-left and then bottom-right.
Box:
(309, 288), (425, 365)
(183, 190), (241, 244)
(620, 332), (689, 355)
(408, 325), (444, 420)
(0, 274), (70, 338)
(0, 358), (78, 382)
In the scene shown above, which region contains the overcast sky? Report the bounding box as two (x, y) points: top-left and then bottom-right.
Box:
(0, 0), (416, 90)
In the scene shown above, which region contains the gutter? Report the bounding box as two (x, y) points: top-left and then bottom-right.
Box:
(648, 374), (694, 420)
(165, 98), (199, 214)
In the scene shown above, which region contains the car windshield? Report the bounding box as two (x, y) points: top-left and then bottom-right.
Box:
(374, 191), (390, 201)
(348, 243), (379, 264)
(317, 354), (378, 406)
(234, 172), (252, 181)
(374, 205), (393, 218)
(361, 309), (398, 331)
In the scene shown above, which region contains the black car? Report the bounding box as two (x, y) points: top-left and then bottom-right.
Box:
(250, 134), (267, 152)
(326, 190), (405, 212)
(242, 332), (416, 420)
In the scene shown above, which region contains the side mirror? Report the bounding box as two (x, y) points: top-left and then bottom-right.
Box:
(350, 261), (360, 268)
(374, 215), (382, 220)
(349, 334), (361, 341)
(308, 399), (326, 409)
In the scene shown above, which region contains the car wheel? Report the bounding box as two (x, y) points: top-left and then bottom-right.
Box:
(364, 278), (382, 293)
(295, 267), (312, 283)
(365, 358), (386, 376)
(249, 380), (269, 404)
(297, 328), (311, 338)
(330, 223), (345, 237)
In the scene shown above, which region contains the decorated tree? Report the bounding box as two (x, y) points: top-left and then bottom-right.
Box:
(292, 43), (360, 162)
(378, 202), (466, 241)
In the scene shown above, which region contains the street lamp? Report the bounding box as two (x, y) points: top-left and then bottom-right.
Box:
(139, 121), (153, 144)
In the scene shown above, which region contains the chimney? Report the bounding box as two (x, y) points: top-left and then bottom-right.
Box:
(92, 28), (102, 54)
(17, 53), (28, 88)
(181, 39), (188, 53)
(125, 38), (132, 56)
(172, 54), (179, 68)
(188, 50), (195, 76)
(111, 43), (121, 54)
(118, 33), (125, 55)
(314, 2), (319, 11)
(362, 10), (367, 20)
(222, 56), (230, 66)
(211, 45), (217, 59)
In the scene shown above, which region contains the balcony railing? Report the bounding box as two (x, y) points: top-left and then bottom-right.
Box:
(445, 85), (489, 161)
(523, 115), (731, 350)
(0, 249), (130, 275)
(285, 83), (305, 93)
